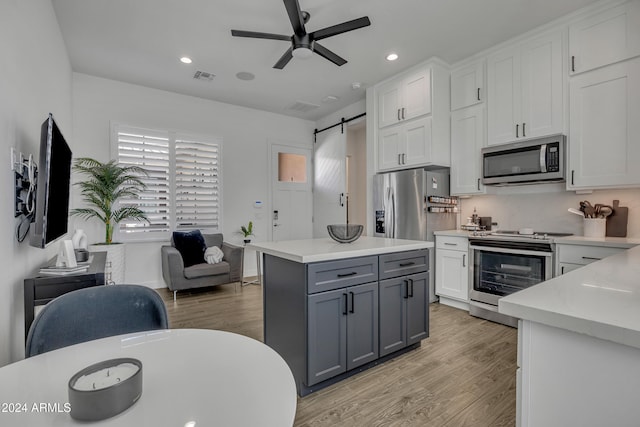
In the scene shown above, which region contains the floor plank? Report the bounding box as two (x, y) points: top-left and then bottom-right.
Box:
(156, 283), (517, 426)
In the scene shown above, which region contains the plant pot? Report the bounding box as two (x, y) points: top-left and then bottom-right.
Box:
(89, 243), (125, 284)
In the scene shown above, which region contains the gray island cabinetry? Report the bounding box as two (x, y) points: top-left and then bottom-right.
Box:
(249, 237), (432, 396)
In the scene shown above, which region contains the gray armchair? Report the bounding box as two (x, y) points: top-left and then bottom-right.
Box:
(161, 233), (244, 301)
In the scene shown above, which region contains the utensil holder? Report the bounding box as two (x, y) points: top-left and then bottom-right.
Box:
(583, 218), (606, 238)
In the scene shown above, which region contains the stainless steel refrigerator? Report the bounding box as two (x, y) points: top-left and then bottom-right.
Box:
(373, 168), (456, 302)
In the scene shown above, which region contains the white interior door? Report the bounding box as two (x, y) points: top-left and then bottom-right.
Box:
(270, 144), (313, 241)
(313, 127), (347, 238)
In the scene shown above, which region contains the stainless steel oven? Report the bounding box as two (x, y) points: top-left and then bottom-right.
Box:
(468, 237), (554, 327)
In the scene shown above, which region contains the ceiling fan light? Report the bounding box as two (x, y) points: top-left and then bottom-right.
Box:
(292, 47), (313, 59)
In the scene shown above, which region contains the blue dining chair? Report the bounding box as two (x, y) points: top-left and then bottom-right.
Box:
(25, 284), (169, 358)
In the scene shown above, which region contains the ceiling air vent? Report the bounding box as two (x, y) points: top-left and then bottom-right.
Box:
(287, 101), (320, 113)
(193, 70), (215, 81)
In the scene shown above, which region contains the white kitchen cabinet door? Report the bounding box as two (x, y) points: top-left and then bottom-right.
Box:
(435, 249), (469, 302)
(487, 31), (563, 145)
(403, 116), (432, 167)
(378, 125), (403, 170)
(569, 1), (640, 75)
(520, 31), (564, 139)
(487, 46), (521, 145)
(403, 68), (432, 121)
(450, 105), (485, 195)
(377, 79), (403, 129)
(569, 57), (640, 189)
(377, 66), (432, 129)
(451, 61), (484, 111)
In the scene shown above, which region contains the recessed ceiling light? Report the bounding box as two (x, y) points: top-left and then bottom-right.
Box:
(236, 71), (255, 81)
(322, 95), (340, 103)
(180, 57), (192, 64)
(386, 53), (398, 61)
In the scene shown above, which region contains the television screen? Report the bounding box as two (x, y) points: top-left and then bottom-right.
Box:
(30, 113), (72, 248)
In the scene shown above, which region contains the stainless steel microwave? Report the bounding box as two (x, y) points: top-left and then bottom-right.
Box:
(482, 135), (565, 185)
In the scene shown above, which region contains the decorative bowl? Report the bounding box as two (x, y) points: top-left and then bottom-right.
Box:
(327, 224), (363, 243)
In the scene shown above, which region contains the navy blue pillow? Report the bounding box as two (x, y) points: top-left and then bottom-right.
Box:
(172, 230), (206, 267)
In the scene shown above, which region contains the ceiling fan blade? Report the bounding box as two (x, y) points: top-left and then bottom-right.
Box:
(283, 0), (306, 36)
(313, 43), (347, 66)
(274, 47), (294, 69)
(231, 30), (291, 41)
(311, 16), (371, 41)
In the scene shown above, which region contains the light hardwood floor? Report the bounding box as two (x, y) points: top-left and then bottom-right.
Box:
(156, 282), (517, 427)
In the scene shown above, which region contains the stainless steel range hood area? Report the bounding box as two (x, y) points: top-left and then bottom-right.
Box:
(482, 135), (566, 186)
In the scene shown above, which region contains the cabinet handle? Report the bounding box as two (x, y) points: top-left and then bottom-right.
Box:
(403, 280), (409, 299)
(522, 123), (526, 137)
(516, 123), (519, 138)
(477, 178), (481, 191)
(477, 88), (481, 101)
(343, 293), (348, 315)
(444, 242), (457, 246)
(561, 266), (565, 275)
(397, 109), (401, 121)
(408, 279), (414, 297)
(571, 170), (575, 185)
(571, 55), (575, 73)
(398, 154), (402, 165)
(402, 107), (405, 120)
(399, 261), (415, 267)
(463, 254), (466, 267)
(349, 291), (355, 313)
(582, 256), (602, 261)
(337, 271), (358, 278)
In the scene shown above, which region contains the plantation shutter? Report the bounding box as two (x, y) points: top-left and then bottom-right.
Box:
(116, 126), (171, 237)
(174, 135), (221, 230)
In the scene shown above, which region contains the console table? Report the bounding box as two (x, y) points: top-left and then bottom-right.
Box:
(24, 252), (106, 340)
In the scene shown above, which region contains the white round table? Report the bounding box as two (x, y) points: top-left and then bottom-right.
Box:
(0, 329), (297, 426)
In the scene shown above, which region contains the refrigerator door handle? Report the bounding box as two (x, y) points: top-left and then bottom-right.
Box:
(384, 187), (396, 238)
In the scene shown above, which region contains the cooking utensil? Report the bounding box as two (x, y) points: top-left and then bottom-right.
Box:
(518, 228), (534, 235)
(568, 208), (585, 217)
(581, 200), (596, 218)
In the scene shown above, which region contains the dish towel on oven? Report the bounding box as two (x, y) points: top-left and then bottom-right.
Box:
(205, 246), (224, 264)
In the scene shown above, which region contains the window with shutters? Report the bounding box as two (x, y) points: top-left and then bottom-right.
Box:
(112, 123), (222, 242)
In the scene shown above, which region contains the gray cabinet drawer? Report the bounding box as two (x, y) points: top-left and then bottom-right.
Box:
(379, 249), (429, 280)
(307, 256), (378, 294)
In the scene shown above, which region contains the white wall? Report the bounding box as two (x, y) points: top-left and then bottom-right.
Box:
(0, 0), (73, 364)
(460, 186), (640, 237)
(72, 73), (315, 285)
(346, 125), (367, 231)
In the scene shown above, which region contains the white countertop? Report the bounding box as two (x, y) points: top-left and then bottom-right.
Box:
(499, 245), (640, 349)
(554, 235), (640, 248)
(434, 229), (471, 238)
(247, 236), (432, 263)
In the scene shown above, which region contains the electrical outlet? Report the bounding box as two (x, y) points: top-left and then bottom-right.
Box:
(10, 147), (16, 171)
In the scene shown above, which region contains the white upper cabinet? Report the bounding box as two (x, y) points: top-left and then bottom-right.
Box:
(451, 60), (485, 111)
(374, 60), (450, 172)
(377, 67), (431, 128)
(487, 31), (564, 145)
(450, 105), (485, 195)
(568, 56), (640, 189)
(569, 1), (640, 75)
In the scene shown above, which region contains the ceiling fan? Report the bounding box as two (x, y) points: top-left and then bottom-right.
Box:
(231, 0), (371, 69)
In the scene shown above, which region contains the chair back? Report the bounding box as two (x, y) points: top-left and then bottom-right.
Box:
(25, 284), (169, 358)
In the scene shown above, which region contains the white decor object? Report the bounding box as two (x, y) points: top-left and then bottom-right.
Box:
(89, 243), (125, 284)
(583, 218), (606, 238)
(71, 229), (88, 249)
(56, 240), (77, 268)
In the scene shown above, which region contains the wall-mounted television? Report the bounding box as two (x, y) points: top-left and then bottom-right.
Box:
(30, 113), (73, 248)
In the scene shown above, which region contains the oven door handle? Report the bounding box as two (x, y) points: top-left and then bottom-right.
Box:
(469, 245), (553, 258)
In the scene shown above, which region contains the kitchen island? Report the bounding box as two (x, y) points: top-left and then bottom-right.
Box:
(499, 245), (640, 427)
(248, 236), (433, 396)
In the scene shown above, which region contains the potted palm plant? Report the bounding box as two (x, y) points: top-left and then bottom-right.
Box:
(239, 221), (254, 244)
(70, 158), (149, 283)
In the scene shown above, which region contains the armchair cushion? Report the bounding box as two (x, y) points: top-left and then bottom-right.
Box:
(184, 262), (230, 279)
(172, 230), (206, 267)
